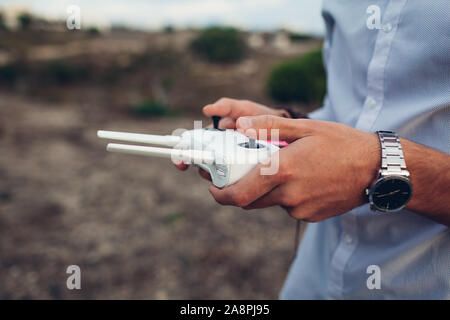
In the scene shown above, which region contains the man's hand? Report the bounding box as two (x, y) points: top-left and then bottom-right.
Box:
(202, 97), (286, 129)
(209, 115), (381, 222)
(174, 98), (286, 174)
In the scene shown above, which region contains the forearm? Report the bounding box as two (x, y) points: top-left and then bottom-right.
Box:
(401, 138), (450, 226)
(274, 115), (450, 225)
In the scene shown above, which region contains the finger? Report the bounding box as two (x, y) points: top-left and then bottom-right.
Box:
(203, 103), (236, 118)
(173, 160), (189, 171)
(285, 205), (326, 222)
(236, 115), (315, 142)
(219, 117), (236, 129)
(204, 118), (235, 129)
(208, 161), (280, 207)
(286, 207), (312, 222)
(203, 98), (252, 119)
(198, 168), (212, 181)
(243, 186), (285, 210)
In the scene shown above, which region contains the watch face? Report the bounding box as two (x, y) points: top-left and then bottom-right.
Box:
(371, 176), (413, 212)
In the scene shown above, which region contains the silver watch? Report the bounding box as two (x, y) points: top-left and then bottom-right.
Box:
(366, 131), (413, 212)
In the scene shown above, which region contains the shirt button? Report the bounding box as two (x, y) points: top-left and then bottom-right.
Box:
(383, 23), (393, 32)
(344, 234), (353, 244)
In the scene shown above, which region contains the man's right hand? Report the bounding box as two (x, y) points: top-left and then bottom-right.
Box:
(174, 97), (286, 176)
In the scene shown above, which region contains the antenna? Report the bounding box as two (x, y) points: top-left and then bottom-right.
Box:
(106, 143), (215, 164)
(97, 130), (182, 147)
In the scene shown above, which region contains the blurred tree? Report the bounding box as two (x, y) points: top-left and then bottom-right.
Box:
(39, 59), (92, 85)
(17, 13), (32, 30)
(161, 75), (175, 94)
(87, 26), (100, 36)
(0, 63), (19, 84)
(111, 24), (132, 32)
(132, 100), (170, 117)
(288, 32), (313, 42)
(190, 27), (246, 64)
(267, 49), (326, 105)
(163, 24), (175, 33)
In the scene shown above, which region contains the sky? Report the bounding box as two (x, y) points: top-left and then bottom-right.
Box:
(0, 0), (325, 35)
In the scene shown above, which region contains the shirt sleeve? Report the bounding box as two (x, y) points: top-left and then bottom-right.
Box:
(307, 95), (334, 121)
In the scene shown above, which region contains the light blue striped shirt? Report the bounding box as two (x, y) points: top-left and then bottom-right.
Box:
(280, 0), (450, 299)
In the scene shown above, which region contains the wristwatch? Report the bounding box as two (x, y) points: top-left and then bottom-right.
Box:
(366, 131), (413, 212)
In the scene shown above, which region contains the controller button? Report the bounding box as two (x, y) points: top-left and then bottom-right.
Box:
(238, 142), (265, 149)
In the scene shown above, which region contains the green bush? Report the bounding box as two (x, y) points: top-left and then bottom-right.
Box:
(0, 59), (94, 86)
(39, 60), (91, 84)
(267, 49), (326, 104)
(86, 27), (100, 36)
(190, 27), (246, 63)
(17, 13), (32, 30)
(132, 100), (170, 117)
(0, 63), (20, 83)
(288, 32), (313, 42)
(163, 25), (174, 33)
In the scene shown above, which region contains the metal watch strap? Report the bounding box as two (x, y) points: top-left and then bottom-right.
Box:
(377, 131), (409, 177)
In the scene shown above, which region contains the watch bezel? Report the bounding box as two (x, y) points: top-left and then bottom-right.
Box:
(369, 175), (413, 212)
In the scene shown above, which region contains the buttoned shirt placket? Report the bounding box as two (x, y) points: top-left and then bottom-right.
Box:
(327, 0), (408, 299)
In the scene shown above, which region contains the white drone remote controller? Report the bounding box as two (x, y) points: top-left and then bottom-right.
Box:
(97, 121), (279, 188)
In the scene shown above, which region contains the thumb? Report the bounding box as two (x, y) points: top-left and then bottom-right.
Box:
(236, 115), (314, 142)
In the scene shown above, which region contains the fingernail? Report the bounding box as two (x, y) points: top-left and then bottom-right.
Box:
(238, 117), (252, 129)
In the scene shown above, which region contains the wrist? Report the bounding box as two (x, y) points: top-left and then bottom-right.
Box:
(399, 138), (450, 225)
(359, 132), (382, 203)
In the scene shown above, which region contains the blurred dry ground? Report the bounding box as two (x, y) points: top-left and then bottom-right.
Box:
(0, 28), (320, 299)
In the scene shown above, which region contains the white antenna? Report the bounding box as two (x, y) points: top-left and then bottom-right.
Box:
(97, 130), (181, 147)
(106, 143), (215, 164)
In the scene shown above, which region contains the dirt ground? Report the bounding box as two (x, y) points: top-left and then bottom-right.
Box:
(0, 92), (306, 299)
